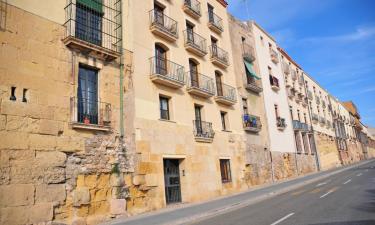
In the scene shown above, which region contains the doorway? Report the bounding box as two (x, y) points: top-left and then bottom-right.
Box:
(163, 159), (182, 204)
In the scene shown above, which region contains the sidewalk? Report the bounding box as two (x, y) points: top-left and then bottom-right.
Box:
(105, 159), (374, 225)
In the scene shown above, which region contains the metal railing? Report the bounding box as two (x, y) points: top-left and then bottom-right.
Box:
(149, 9), (178, 38)
(64, 0), (122, 52)
(298, 76), (304, 84)
(209, 45), (229, 65)
(242, 43), (256, 62)
(277, 117), (286, 128)
(283, 62), (290, 74)
(293, 120), (302, 130)
(150, 56), (185, 83)
(319, 116), (326, 124)
(270, 75), (280, 88)
(269, 48), (279, 63)
(70, 97), (111, 126)
(208, 11), (223, 31)
(307, 90), (313, 100)
(291, 70), (297, 80)
(243, 114), (262, 130)
(193, 120), (215, 139)
(183, 30), (207, 53)
(288, 87), (296, 97)
(187, 71), (215, 95)
(184, 0), (201, 16)
(216, 82), (236, 102)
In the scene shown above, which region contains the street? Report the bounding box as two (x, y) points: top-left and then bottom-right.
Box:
(190, 161), (375, 225)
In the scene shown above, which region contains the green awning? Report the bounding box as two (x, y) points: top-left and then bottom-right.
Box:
(77, 0), (103, 13)
(244, 60), (261, 80)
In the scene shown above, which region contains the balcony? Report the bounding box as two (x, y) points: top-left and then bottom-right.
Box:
(183, 30), (207, 57)
(182, 0), (201, 19)
(63, 0), (122, 61)
(288, 87), (296, 99)
(283, 62), (290, 75)
(186, 72), (215, 98)
(245, 78), (263, 93)
(302, 97), (308, 107)
(298, 76), (304, 85)
(296, 93), (303, 103)
(319, 116), (326, 124)
(316, 96), (321, 105)
(326, 120), (331, 128)
(291, 70), (297, 80)
(242, 43), (256, 62)
(70, 97), (111, 131)
(276, 117), (287, 130)
(150, 57), (185, 88)
(208, 12), (223, 33)
(209, 45), (229, 68)
(215, 83), (237, 105)
(293, 120), (302, 130)
(312, 113), (319, 123)
(269, 48), (279, 64)
(149, 10), (178, 42)
(307, 90), (313, 100)
(193, 120), (215, 143)
(243, 114), (262, 133)
(322, 101), (326, 108)
(270, 75), (280, 91)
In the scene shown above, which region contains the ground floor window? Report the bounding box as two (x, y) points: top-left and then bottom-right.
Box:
(220, 159), (232, 183)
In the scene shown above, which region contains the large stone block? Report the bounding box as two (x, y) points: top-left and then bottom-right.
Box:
(29, 203), (54, 224)
(0, 115), (6, 130)
(56, 136), (85, 153)
(0, 131), (29, 149)
(0, 184), (35, 207)
(0, 206), (29, 225)
(145, 174), (158, 187)
(132, 175), (145, 185)
(110, 199), (126, 215)
(35, 151), (66, 167)
(29, 133), (57, 150)
(36, 184), (66, 204)
(73, 187), (90, 206)
(38, 119), (61, 135)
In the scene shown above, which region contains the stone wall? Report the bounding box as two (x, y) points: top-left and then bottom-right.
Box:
(0, 5), (133, 225)
(314, 133), (341, 170)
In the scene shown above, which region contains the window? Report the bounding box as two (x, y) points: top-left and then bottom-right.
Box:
(220, 111), (228, 131)
(297, 110), (301, 121)
(77, 65), (98, 124)
(22, 89), (28, 103)
(289, 106), (293, 120)
(211, 36), (218, 56)
(76, 1), (103, 46)
(304, 113), (307, 123)
(186, 20), (195, 42)
(242, 98), (248, 114)
(10, 86), (16, 101)
(189, 59), (199, 88)
(215, 71), (223, 96)
(155, 43), (167, 75)
(274, 104), (279, 118)
(159, 96), (170, 120)
(220, 159), (231, 183)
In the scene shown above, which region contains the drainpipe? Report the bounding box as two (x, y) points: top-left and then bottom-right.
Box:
(119, 2), (124, 138)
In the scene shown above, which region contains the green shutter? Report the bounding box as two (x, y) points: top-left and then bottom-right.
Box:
(244, 60), (261, 80)
(77, 0), (103, 13)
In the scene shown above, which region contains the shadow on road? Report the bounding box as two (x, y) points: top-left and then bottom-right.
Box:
(308, 220), (375, 225)
(353, 188), (375, 213)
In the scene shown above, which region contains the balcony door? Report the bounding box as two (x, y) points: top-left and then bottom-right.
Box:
(194, 105), (203, 135)
(186, 22), (195, 44)
(77, 66), (98, 124)
(189, 60), (199, 88)
(211, 37), (218, 57)
(154, 3), (164, 26)
(215, 71), (223, 96)
(208, 4), (214, 22)
(155, 45), (167, 75)
(76, 2), (103, 46)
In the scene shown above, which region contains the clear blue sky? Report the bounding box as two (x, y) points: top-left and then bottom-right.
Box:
(227, 0), (375, 127)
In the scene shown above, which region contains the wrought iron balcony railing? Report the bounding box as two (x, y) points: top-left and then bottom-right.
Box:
(319, 116), (326, 124)
(183, 30), (207, 56)
(243, 114), (262, 132)
(242, 43), (256, 62)
(70, 97), (111, 129)
(209, 45), (229, 67)
(63, 0), (122, 59)
(193, 120), (215, 140)
(150, 56), (185, 87)
(283, 62), (290, 74)
(149, 9), (178, 41)
(208, 11), (223, 33)
(307, 90), (313, 100)
(216, 82), (237, 103)
(277, 117), (287, 129)
(312, 113), (319, 122)
(269, 48), (279, 63)
(293, 120), (302, 130)
(245, 77), (263, 93)
(186, 71), (215, 97)
(183, 0), (201, 18)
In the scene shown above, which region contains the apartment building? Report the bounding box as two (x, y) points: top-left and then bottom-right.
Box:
(0, 0), (134, 224)
(303, 75), (339, 170)
(228, 16), (271, 185)
(123, 0), (248, 215)
(279, 48), (318, 174)
(250, 22), (299, 180)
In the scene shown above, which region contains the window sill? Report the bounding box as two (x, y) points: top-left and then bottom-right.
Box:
(159, 119), (177, 123)
(70, 122), (111, 132)
(222, 130), (232, 133)
(221, 180), (232, 184)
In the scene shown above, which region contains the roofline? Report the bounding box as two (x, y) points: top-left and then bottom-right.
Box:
(278, 47), (302, 70)
(250, 21), (276, 42)
(216, 0), (228, 8)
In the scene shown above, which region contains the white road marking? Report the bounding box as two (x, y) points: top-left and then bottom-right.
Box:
(320, 190), (334, 199)
(316, 182), (327, 187)
(343, 179), (351, 184)
(270, 213), (295, 225)
(357, 173), (362, 177)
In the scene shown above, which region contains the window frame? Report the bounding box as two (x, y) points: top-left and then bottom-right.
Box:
(219, 159), (232, 183)
(159, 95), (170, 120)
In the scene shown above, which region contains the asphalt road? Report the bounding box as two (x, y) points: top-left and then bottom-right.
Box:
(190, 161), (375, 225)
